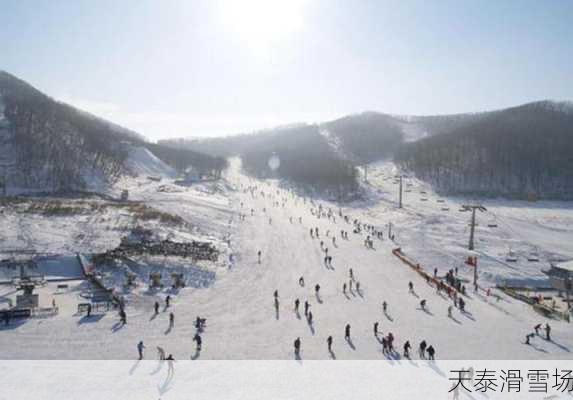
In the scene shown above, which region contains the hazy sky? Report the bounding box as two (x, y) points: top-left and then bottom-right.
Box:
(2, 0), (572, 140)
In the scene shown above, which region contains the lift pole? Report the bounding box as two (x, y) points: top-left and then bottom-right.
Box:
(399, 176), (403, 208)
(462, 204), (487, 250)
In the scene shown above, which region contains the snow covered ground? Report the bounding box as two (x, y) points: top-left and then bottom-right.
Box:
(357, 161), (573, 286)
(1, 158), (572, 361)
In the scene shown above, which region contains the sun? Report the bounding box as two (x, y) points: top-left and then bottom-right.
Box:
(219, 0), (307, 50)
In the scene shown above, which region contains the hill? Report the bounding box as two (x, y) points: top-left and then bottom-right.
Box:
(165, 101), (573, 199)
(395, 101), (573, 199)
(0, 71), (226, 193)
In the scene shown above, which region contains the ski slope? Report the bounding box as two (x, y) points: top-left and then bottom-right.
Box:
(1, 158), (571, 360)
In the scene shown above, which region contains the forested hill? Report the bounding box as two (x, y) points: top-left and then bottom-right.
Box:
(395, 101), (573, 199)
(164, 101), (573, 200)
(0, 71), (226, 193)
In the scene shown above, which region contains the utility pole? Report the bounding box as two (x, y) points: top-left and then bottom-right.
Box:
(462, 204), (487, 250)
(399, 176), (403, 208)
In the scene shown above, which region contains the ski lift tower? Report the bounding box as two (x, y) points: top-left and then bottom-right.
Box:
(461, 204), (487, 250)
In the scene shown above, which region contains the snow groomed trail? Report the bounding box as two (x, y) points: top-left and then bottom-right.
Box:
(1, 160), (571, 360)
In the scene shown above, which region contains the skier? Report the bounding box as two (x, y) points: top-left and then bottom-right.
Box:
(307, 311), (313, 325)
(315, 284), (321, 295)
(403, 341), (411, 358)
(427, 345), (436, 360)
(258, 250), (262, 264)
(419, 340), (427, 359)
(349, 268), (354, 281)
(382, 336), (388, 354)
(345, 324), (351, 340)
(165, 295), (171, 308)
(193, 333), (202, 352)
(157, 346), (166, 360)
(408, 281), (414, 293)
(120, 309), (127, 325)
(356, 281), (360, 293)
(343, 283), (347, 294)
(545, 323), (551, 341)
(383, 301), (388, 313)
(137, 341), (145, 360)
(154, 301), (159, 315)
(304, 301), (310, 316)
(327, 336), (333, 352)
(525, 333), (535, 345)
(274, 290), (279, 299)
(294, 298), (300, 313)
(299, 277), (305, 287)
(169, 312), (174, 327)
(448, 305), (453, 318)
(420, 299), (427, 311)
(294, 337), (301, 356)
(374, 322), (379, 336)
(534, 323), (542, 335)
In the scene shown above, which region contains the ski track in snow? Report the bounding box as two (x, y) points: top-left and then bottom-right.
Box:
(0, 159), (572, 360)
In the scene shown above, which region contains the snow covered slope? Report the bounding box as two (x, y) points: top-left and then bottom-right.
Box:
(1, 159), (571, 360)
(125, 146), (177, 178)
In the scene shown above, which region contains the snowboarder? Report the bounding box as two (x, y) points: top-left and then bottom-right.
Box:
(427, 345), (436, 360)
(419, 340), (427, 359)
(294, 337), (301, 356)
(327, 336), (333, 352)
(137, 341), (145, 360)
(403, 341), (411, 358)
(345, 324), (351, 340)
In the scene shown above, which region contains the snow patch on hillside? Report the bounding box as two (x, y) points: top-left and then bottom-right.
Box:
(125, 146), (177, 178)
(395, 120), (429, 142)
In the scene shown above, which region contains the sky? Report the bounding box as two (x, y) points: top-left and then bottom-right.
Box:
(1, 0), (572, 141)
